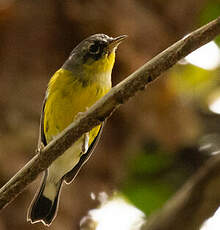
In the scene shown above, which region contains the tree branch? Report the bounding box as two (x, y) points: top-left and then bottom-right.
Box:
(141, 154), (220, 230)
(1, 17), (220, 212)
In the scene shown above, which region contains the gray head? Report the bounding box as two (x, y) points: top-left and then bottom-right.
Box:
(62, 33), (127, 74)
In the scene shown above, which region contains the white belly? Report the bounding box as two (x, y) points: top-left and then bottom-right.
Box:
(47, 136), (84, 184)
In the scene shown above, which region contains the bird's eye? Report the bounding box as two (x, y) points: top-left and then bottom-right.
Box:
(89, 43), (100, 54)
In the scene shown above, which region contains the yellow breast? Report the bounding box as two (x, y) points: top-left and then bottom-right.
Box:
(44, 68), (111, 144)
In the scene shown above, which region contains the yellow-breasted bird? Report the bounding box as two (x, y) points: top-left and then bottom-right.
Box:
(27, 34), (126, 226)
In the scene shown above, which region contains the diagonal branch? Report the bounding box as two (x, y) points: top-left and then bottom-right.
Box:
(0, 17), (220, 211)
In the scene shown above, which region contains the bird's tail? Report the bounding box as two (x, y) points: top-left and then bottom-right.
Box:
(27, 171), (63, 226)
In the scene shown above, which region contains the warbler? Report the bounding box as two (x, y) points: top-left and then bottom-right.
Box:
(27, 34), (126, 226)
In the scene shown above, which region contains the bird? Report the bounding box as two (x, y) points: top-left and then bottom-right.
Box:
(27, 33), (127, 226)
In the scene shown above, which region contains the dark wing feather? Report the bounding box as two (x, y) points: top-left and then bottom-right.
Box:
(64, 124), (104, 184)
(37, 98), (47, 150)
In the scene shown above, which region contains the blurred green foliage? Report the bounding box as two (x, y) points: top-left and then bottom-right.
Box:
(169, 65), (219, 100)
(200, 0), (220, 45)
(121, 144), (202, 215)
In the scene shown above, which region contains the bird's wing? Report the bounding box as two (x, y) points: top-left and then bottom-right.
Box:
(37, 98), (47, 151)
(38, 96), (104, 184)
(64, 124), (104, 184)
